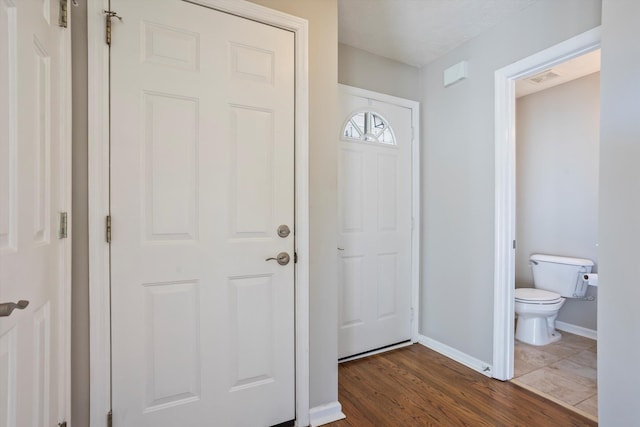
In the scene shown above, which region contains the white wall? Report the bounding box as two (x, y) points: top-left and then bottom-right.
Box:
(515, 73), (600, 331)
(598, 0), (640, 424)
(419, 0), (601, 364)
(338, 43), (420, 101)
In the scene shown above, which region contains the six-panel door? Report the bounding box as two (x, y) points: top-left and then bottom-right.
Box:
(109, 1), (295, 426)
(0, 0), (67, 426)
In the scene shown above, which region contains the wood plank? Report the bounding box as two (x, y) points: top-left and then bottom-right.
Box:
(328, 344), (596, 426)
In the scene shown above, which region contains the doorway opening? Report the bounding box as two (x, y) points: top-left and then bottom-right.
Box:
(493, 26), (601, 421)
(509, 49), (600, 421)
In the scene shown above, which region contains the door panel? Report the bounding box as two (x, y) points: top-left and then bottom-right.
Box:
(338, 91), (413, 358)
(0, 0), (67, 426)
(0, 329), (16, 427)
(230, 106), (275, 237)
(110, 1), (295, 425)
(143, 280), (200, 411)
(143, 92), (199, 242)
(0, 0), (16, 252)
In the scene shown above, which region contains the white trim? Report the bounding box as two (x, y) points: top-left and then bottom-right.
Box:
(337, 84), (422, 344)
(493, 27), (601, 381)
(309, 402), (346, 427)
(338, 340), (413, 364)
(555, 321), (598, 341)
(410, 98), (421, 343)
(87, 1), (111, 425)
(4, 0), (17, 254)
(57, 6), (73, 425)
(87, 1), (309, 426)
(418, 335), (492, 377)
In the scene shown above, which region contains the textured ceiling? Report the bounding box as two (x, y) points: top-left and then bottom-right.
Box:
(338, 0), (542, 68)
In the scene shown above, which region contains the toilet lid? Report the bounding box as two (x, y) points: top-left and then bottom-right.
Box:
(515, 288), (562, 303)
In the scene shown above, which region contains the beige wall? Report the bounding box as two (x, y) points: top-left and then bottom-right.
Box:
(419, 0), (601, 363)
(71, 0), (89, 425)
(338, 43), (420, 101)
(515, 73), (600, 331)
(246, 0), (339, 409)
(598, 0), (640, 423)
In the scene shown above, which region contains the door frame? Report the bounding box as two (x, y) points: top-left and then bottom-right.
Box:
(338, 84), (421, 347)
(59, 5), (73, 423)
(492, 26), (600, 380)
(87, 1), (309, 426)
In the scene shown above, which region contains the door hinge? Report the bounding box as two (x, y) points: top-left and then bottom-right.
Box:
(59, 212), (68, 239)
(513, 239), (516, 250)
(294, 252), (298, 264)
(58, 0), (68, 28)
(107, 410), (113, 427)
(106, 215), (112, 243)
(103, 10), (123, 46)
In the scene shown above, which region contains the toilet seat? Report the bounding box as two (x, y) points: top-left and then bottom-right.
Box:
(515, 288), (562, 304)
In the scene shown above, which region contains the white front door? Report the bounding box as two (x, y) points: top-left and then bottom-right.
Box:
(338, 89), (413, 359)
(109, 1), (295, 425)
(0, 1), (69, 426)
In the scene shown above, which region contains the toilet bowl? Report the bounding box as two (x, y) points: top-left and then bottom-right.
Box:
(514, 288), (565, 346)
(514, 254), (594, 346)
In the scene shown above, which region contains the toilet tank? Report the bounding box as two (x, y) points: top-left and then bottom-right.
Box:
(530, 254), (594, 298)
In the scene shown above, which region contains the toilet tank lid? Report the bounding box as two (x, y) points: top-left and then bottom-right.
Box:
(530, 254), (594, 267)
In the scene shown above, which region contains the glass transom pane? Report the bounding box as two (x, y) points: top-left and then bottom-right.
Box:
(342, 111), (396, 145)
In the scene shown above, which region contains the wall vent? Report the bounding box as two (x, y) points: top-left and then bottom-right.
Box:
(528, 69), (560, 84)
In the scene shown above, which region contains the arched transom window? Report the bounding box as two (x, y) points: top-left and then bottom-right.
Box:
(343, 111), (396, 145)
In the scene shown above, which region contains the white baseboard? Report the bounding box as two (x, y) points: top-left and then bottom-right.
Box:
(308, 401), (346, 427)
(555, 321), (597, 341)
(418, 335), (492, 377)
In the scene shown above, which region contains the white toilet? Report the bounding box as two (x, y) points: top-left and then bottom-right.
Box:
(515, 254), (594, 346)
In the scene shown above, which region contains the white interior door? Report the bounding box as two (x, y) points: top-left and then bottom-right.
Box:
(0, 0), (69, 426)
(338, 89), (413, 359)
(109, 1), (295, 425)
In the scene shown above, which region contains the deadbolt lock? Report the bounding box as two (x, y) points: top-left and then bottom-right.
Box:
(277, 224), (291, 238)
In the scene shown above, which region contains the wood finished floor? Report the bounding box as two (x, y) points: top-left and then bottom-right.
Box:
(328, 344), (596, 426)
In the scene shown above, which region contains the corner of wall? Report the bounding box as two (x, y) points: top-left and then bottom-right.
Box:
(309, 401), (346, 427)
(418, 335), (492, 377)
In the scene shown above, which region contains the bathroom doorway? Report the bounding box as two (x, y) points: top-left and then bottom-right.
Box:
(510, 50), (600, 421)
(492, 28), (601, 422)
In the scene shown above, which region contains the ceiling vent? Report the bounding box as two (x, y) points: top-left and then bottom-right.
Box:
(528, 69), (560, 84)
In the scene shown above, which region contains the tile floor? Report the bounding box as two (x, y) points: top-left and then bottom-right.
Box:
(512, 331), (598, 421)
